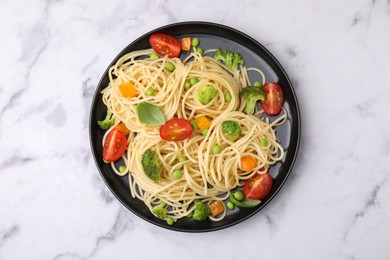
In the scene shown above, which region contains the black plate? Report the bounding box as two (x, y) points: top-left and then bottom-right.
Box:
(89, 22), (300, 232)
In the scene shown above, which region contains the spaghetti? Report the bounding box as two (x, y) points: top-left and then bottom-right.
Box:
(100, 46), (285, 223)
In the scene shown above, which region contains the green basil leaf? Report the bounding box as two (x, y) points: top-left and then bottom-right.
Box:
(136, 102), (166, 126)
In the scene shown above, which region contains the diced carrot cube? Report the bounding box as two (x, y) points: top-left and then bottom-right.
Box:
(209, 201), (224, 217)
(119, 82), (137, 97)
(195, 116), (211, 131)
(181, 37), (192, 51)
(115, 122), (130, 135)
(241, 156), (257, 172)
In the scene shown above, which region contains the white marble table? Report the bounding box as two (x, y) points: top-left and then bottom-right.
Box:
(1, 0), (389, 259)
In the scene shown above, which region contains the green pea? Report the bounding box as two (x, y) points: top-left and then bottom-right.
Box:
(150, 53), (159, 61)
(233, 190), (244, 201)
(212, 145), (221, 154)
(202, 129), (209, 136)
(227, 201), (235, 210)
(179, 156), (187, 162)
(166, 218), (174, 225)
(192, 37), (200, 47)
(119, 165), (126, 173)
(103, 160), (110, 164)
(253, 81), (262, 87)
(224, 92), (232, 102)
(196, 47), (204, 56)
(260, 138), (269, 147)
(145, 87), (154, 96)
(165, 62), (175, 72)
(190, 120), (198, 130)
(184, 80), (191, 89)
(172, 169), (183, 179)
(190, 77), (199, 86)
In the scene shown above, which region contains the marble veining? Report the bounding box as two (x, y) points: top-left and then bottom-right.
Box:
(1, 0), (390, 259)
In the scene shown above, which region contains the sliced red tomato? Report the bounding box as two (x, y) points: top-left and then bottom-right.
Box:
(160, 118), (193, 141)
(243, 172), (273, 200)
(149, 33), (182, 58)
(260, 82), (284, 115)
(103, 129), (127, 162)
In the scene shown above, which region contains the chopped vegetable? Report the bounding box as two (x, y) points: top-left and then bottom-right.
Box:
(222, 121), (242, 140)
(240, 85), (266, 115)
(136, 102), (166, 126)
(172, 169), (182, 179)
(192, 37), (200, 47)
(229, 192), (261, 208)
(166, 217), (174, 225)
(103, 129), (127, 162)
(192, 201), (210, 221)
(119, 82), (137, 98)
(115, 122), (130, 135)
(260, 82), (284, 115)
(195, 116), (211, 131)
(119, 165), (126, 173)
(150, 53), (159, 61)
(141, 149), (164, 183)
(179, 156), (187, 162)
(260, 138), (269, 147)
(160, 118), (193, 141)
(209, 201), (224, 217)
(152, 203), (168, 219)
(165, 62), (175, 72)
(145, 87), (155, 96)
(149, 33), (182, 58)
(198, 85), (217, 105)
(214, 49), (244, 70)
(201, 129), (209, 136)
(253, 81), (262, 87)
(190, 120), (198, 130)
(227, 201), (235, 210)
(224, 91), (232, 102)
(190, 77), (199, 86)
(243, 172), (273, 200)
(184, 81), (191, 89)
(212, 145), (221, 154)
(196, 47), (204, 56)
(97, 110), (114, 130)
(233, 190), (244, 201)
(241, 155), (257, 172)
(181, 37), (192, 51)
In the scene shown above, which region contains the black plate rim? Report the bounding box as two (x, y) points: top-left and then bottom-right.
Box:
(89, 21), (301, 232)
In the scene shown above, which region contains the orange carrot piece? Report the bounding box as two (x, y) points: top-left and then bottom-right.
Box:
(181, 37), (191, 51)
(241, 156), (257, 172)
(209, 201), (224, 217)
(115, 122), (130, 135)
(195, 116), (211, 131)
(119, 82), (137, 97)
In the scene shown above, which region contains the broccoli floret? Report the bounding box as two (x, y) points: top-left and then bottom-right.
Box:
(141, 149), (164, 183)
(152, 203), (168, 219)
(214, 49), (244, 70)
(198, 85), (217, 105)
(240, 86), (266, 115)
(97, 110), (115, 129)
(192, 201), (210, 221)
(222, 121), (242, 141)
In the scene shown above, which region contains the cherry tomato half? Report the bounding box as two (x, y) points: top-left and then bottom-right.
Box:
(260, 82), (284, 115)
(149, 33), (182, 58)
(103, 129), (127, 162)
(243, 172), (273, 200)
(160, 118), (193, 141)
